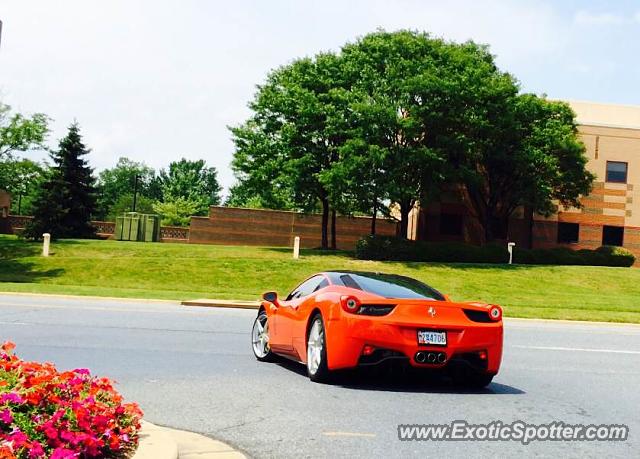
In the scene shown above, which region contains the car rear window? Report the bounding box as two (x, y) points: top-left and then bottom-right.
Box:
(338, 273), (444, 300)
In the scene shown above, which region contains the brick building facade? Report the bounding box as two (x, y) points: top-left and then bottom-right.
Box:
(413, 100), (640, 260)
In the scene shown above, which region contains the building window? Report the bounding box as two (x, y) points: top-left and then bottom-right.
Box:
(606, 161), (628, 183)
(440, 213), (462, 236)
(602, 225), (624, 247)
(557, 222), (579, 244)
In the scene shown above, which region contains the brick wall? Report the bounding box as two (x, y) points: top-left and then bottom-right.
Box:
(189, 206), (397, 249)
(2, 215), (189, 242)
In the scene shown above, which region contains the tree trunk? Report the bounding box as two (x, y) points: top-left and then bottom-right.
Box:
(399, 201), (411, 239)
(370, 197), (377, 235)
(463, 187), (490, 244)
(330, 208), (337, 250)
(320, 197), (329, 249)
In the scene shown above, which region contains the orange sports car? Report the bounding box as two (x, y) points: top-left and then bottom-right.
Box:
(251, 271), (503, 387)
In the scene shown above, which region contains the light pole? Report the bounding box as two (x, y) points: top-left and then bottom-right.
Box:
(132, 174), (140, 212)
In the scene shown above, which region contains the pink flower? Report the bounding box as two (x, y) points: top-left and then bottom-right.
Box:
(28, 441), (45, 458)
(7, 429), (28, 448)
(0, 409), (12, 424)
(60, 430), (85, 446)
(51, 409), (65, 422)
(68, 377), (84, 386)
(44, 426), (58, 440)
(0, 343), (142, 457)
(0, 393), (24, 404)
(50, 448), (77, 459)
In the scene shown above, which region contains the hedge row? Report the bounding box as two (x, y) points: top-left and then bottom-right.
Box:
(355, 235), (636, 267)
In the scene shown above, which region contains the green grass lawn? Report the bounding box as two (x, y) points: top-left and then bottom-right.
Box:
(1, 234), (639, 323)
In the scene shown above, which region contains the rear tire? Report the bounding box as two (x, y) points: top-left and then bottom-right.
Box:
(252, 311), (275, 362)
(306, 314), (331, 383)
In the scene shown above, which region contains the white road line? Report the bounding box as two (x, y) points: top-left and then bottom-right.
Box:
(513, 345), (640, 355)
(322, 431), (377, 438)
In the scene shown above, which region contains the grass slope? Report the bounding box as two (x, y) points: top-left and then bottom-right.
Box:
(1, 235), (639, 322)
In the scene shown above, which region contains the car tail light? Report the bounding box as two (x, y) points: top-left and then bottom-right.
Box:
(488, 305), (502, 321)
(362, 345), (375, 356)
(340, 295), (360, 313)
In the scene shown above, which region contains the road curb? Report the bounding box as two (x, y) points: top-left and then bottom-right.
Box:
(133, 421), (247, 459)
(181, 299), (260, 309)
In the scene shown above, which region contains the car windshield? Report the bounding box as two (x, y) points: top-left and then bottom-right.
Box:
(336, 272), (444, 300)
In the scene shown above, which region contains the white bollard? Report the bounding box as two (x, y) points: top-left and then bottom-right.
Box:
(293, 236), (300, 259)
(507, 242), (516, 264)
(42, 233), (51, 257)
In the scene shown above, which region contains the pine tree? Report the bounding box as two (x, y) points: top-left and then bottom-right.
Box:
(24, 123), (97, 239)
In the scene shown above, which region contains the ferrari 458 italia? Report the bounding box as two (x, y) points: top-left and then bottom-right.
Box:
(251, 271), (503, 387)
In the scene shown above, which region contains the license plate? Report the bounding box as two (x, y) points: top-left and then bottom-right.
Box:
(417, 330), (447, 346)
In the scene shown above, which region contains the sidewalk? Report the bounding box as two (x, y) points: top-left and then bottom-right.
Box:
(133, 421), (247, 459)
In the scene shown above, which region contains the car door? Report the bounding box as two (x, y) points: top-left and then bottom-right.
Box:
(290, 276), (329, 358)
(273, 275), (326, 357)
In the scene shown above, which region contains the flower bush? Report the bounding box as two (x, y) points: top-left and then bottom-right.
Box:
(0, 342), (142, 458)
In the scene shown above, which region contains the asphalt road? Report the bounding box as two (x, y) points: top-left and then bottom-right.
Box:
(1, 293), (639, 458)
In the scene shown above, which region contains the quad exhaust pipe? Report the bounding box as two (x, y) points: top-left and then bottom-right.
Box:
(415, 351), (447, 364)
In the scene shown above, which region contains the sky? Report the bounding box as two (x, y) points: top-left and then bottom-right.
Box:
(1, 0), (639, 196)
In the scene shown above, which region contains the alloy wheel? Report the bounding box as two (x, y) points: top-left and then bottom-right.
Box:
(252, 313), (270, 358)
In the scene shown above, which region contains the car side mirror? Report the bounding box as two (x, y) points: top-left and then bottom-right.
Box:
(443, 294), (452, 302)
(262, 291), (279, 306)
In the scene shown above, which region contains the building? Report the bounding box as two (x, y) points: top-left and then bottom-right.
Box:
(413, 100), (640, 260)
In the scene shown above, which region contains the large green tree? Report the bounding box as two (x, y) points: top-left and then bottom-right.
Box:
(225, 179), (294, 210)
(449, 91), (593, 242)
(231, 53), (353, 248)
(95, 157), (158, 219)
(157, 158), (222, 216)
(0, 102), (49, 160)
(0, 102), (49, 212)
(231, 30), (593, 245)
(334, 31), (453, 237)
(24, 124), (97, 239)
(0, 158), (45, 215)
(152, 197), (201, 227)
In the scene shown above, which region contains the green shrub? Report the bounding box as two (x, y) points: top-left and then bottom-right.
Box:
(355, 236), (508, 264)
(595, 245), (636, 267)
(355, 235), (636, 267)
(576, 249), (607, 266)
